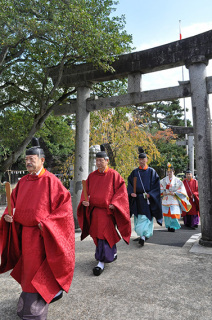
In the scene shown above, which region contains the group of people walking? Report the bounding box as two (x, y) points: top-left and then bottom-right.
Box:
(78, 145), (199, 273)
(0, 139), (199, 320)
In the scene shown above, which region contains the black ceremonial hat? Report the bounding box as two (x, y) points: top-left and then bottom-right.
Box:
(138, 147), (147, 159)
(96, 144), (109, 159)
(26, 137), (45, 158)
(185, 168), (192, 173)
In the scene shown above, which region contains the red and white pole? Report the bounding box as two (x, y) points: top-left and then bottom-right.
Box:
(179, 19), (182, 40)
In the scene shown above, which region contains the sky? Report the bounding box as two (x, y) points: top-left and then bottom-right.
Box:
(113, 0), (212, 123)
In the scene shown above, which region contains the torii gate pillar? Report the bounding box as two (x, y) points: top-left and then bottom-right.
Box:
(73, 84), (91, 227)
(188, 134), (194, 176)
(187, 56), (212, 246)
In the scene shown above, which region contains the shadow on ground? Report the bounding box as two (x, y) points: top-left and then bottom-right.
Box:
(142, 224), (201, 247)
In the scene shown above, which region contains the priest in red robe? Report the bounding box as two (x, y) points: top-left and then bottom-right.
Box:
(77, 145), (131, 276)
(182, 168), (200, 229)
(0, 138), (75, 320)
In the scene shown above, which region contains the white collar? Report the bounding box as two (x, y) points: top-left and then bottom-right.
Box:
(36, 167), (43, 176)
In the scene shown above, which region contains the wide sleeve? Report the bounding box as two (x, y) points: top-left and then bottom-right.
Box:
(34, 177), (75, 295)
(111, 172), (131, 244)
(174, 180), (191, 212)
(193, 180), (199, 210)
(0, 183), (22, 273)
(193, 180), (199, 199)
(77, 178), (91, 241)
(149, 169), (160, 196)
(127, 170), (138, 217)
(147, 169), (162, 220)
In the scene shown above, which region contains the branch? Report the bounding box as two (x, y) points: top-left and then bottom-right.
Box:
(18, 103), (34, 113)
(45, 50), (69, 106)
(1, 34), (40, 68)
(41, 70), (49, 107)
(0, 46), (9, 66)
(41, 87), (77, 119)
(0, 81), (30, 95)
(0, 100), (18, 111)
(5, 47), (25, 64)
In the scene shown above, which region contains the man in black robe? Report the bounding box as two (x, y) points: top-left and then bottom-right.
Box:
(128, 147), (162, 246)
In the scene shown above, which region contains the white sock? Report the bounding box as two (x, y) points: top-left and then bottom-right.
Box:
(141, 236), (146, 241)
(114, 253), (117, 258)
(97, 261), (104, 270)
(53, 290), (62, 298)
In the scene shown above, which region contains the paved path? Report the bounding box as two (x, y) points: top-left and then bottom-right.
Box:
(0, 215), (212, 320)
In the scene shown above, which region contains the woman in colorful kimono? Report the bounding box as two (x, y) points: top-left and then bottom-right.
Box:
(160, 163), (191, 232)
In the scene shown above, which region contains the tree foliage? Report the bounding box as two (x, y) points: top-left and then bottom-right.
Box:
(133, 100), (191, 132)
(0, 0), (132, 174)
(90, 106), (161, 181)
(151, 128), (188, 177)
(37, 115), (75, 171)
(0, 110), (75, 171)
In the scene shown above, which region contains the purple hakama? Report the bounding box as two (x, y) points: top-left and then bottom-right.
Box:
(183, 214), (199, 228)
(17, 292), (49, 320)
(95, 239), (117, 263)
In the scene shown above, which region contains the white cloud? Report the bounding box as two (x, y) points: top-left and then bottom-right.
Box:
(135, 22), (212, 51)
(182, 22), (212, 38)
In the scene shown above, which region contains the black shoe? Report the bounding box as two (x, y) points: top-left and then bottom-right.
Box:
(113, 254), (117, 261)
(138, 238), (145, 246)
(194, 225), (198, 228)
(133, 237), (140, 241)
(168, 227), (175, 232)
(50, 291), (63, 304)
(93, 266), (104, 276)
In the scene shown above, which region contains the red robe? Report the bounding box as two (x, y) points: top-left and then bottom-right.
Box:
(182, 178), (199, 216)
(0, 170), (75, 304)
(77, 167), (131, 248)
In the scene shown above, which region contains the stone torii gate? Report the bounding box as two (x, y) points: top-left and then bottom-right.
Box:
(50, 30), (212, 246)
